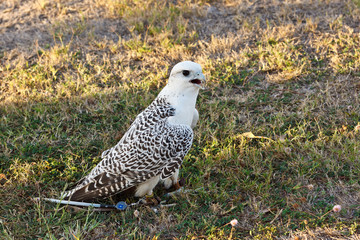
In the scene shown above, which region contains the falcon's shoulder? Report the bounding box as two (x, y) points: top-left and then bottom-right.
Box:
(100, 97), (175, 159)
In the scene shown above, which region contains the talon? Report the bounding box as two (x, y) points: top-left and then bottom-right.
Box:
(174, 181), (181, 190)
(174, 178), (185, 190)
(145, 195), (160, 206)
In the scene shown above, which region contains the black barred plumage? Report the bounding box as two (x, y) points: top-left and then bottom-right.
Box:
(62, 61), (205, 201)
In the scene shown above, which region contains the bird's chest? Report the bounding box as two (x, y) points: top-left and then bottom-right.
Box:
(156, 90), (198, 127)
(167, 112), (193, 126)
(167, 98), (195, 127)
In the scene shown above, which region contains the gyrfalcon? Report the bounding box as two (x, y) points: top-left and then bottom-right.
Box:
(63, 61), (205, 201)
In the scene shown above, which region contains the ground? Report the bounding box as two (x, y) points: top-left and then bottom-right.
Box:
(1, 0), (360, 239)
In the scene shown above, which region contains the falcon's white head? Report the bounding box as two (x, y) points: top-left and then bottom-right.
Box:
(168, 61), (206, 90)
(157, 61), (205, 126)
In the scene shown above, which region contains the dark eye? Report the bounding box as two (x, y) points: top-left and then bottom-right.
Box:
(182, 70), (190, 76)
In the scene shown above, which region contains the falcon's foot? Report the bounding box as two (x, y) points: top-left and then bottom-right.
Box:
(164, 178), (185, 191)
(173, 181), (181, 190)
(144, 194), (161, 206)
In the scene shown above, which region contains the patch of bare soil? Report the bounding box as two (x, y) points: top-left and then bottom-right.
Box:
(196, 0), (359, 39)
(0, 0), (129, 61)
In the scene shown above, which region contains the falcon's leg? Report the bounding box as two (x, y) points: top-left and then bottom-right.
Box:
(144, 193), (161, 205)
(134, 175), (160, 197)
(163, 169), (181, 190)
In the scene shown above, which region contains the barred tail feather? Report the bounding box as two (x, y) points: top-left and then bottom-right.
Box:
(62, 172), (132, 201)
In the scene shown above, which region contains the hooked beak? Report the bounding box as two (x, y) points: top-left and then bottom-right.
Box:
(189, 73), (206, 89)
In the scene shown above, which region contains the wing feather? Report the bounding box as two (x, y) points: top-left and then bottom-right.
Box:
(63, 97), (193, 201)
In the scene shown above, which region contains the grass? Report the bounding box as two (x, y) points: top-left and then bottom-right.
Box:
(1, 0), (360, 239)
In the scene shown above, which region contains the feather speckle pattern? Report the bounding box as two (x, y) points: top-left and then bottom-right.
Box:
(63, 61), (205, 201)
